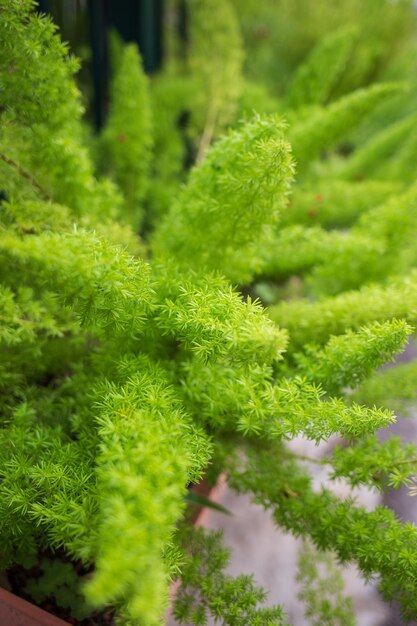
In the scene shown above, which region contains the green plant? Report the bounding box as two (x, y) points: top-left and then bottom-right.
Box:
(25, 559), (91, 620)
(3, 1), (417, 625)
(229, 0), (417, 97)
(296, 540), (355, 626)
(96, 43), (153, 230)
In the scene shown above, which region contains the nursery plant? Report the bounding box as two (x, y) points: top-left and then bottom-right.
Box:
(4, 1), (417, 625)
(228, 0), (417, 97)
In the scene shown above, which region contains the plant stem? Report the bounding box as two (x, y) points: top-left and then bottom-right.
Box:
(286, 449), (417, 468)
(0, 152), (51, 201)
(196, 102), (218, 163)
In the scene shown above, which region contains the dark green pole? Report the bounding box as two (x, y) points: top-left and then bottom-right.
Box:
(139, 0), (163, 73)
(36, 0), (164, 129)
(108, 0), (164, 73)
(88, 0), (108, 130)
(36, 0), (51, 13)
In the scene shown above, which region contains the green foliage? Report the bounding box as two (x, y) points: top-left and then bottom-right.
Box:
(85, 359), (211, 624)
(297, 541), (355, 626)
(334, 113), (417, 181)
(353, 359), (417, 414)
(147, 75), (196, 222)
(0, 230), (154, 334)
(309, 183), (417, 295)
(187, 0), (244, 151)
(174, 527), (288, 625)
(153, 115), (294, 283)
(230, 0), (416, 96)
(293, 320), (413, 395)
(281, 180), (402, 229)
(146, 0), (245, 227)
(227, 442), (417, 621)
(286, 27), (358, 111)
(25, 559), (91, 620)
(0, 0), (121, 220)
(154, 271), (288, 365)
(288, 83), (404, 173)
(4, 2), (417, 625)
(328, 435), (417, 490)
(261, 225), (382, 286)
(270, 272), (417, 349)
(98, 43), (153, 229)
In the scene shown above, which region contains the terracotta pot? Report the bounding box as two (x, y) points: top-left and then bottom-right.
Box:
(0, 586), (69, 626)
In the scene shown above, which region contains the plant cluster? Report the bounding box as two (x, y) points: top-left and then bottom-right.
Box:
(2, 0), (417, 625)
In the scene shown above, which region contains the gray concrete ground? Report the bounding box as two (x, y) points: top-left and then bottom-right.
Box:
(202, 438), (389, 626)
(168, 423), (417, 625)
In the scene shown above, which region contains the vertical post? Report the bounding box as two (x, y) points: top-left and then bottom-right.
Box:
(88, 0), (108, 130)
(108, 0), (163, 73)
(36, 0), (52, 13)
(139, 0), (163, 73)
(35, 0), (164, 128)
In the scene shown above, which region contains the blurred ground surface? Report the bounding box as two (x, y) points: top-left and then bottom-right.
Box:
(168, 422), (417, 626)
(167, 344), (417, 626)
(203, 437), (389, 626)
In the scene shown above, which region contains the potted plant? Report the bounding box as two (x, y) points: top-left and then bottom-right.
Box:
(2, 1), (417, 624)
